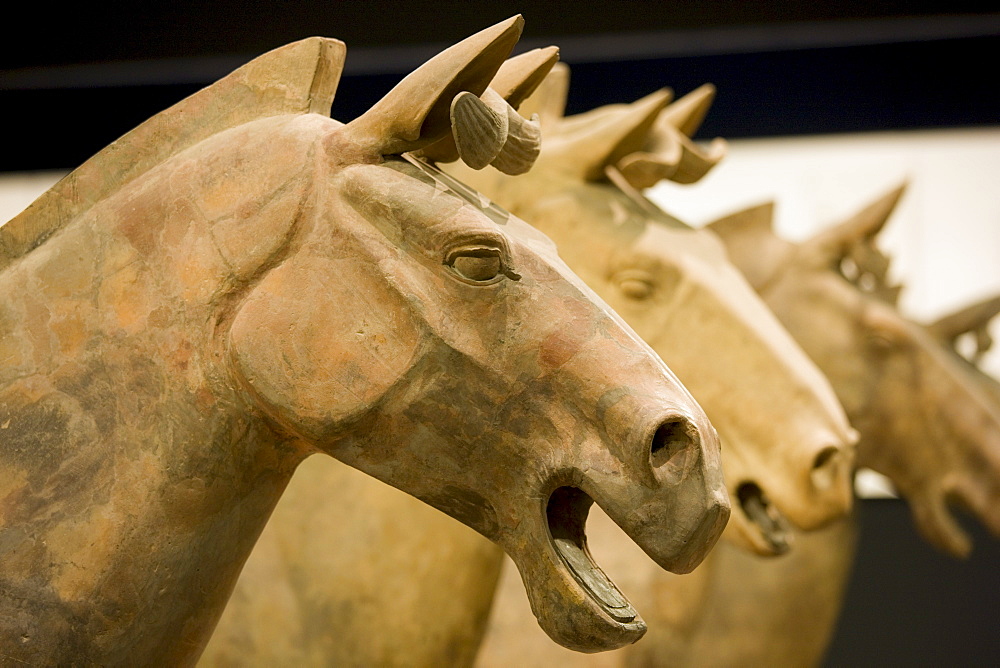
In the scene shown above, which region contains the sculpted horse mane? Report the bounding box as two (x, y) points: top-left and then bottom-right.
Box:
(0, 38), (342, 269)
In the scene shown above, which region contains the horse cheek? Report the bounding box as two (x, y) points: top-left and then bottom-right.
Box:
(227, 256), (423, 441)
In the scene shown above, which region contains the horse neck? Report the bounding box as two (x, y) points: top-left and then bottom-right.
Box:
(0, 120), (318, 663)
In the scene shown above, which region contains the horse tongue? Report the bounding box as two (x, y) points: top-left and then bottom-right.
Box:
(742, 491), (791, 554)
(553, 537), (637, 622)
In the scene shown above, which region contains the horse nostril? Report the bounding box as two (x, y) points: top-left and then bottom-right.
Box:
(810, 445), (842, 491)
(650, 418), (698, 469)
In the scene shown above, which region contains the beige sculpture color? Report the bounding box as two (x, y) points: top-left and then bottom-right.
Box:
(928, 293), (1000, 395)
(606, 188), (1000, 668)
(450, 75), (858, 546)
(0, 18), (736, 664)
(464, 75), (863, 668)
(477, 187), (1000, 668)
(623, 192), (1000, 667)
(709, 190), (1000, 557)
(202, 72), (857, 666)
(671, 292), (1000, 668)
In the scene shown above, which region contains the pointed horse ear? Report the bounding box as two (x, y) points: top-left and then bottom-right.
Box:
(337, 16), (523, 158)
(544, 88), (673, 182)
(706, 201), (777, 241)
(657, 83), (716, 138)
(491, 47), (561, 110)
(419, 45), (558, 168)
(705, 202), (788, 290)
(802, 181), (907, 263)
(519, 61), (571, 129)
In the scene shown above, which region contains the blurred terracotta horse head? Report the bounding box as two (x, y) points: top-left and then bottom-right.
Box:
(0, 19), (729, 663)
(710, 187), (1000, 557)
(448, 67), (857, 555)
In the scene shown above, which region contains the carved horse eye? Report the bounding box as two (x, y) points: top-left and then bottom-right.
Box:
(613, 269), (656, 301)
(867, 331), (895, 350)
(446, 247), (515, 284)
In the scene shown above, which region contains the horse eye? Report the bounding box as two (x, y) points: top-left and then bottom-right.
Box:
(614, 269), (656, 300)
(868, 332), (894, 350)
(447, 248), (506, 283)
(619, 278), (653, 300)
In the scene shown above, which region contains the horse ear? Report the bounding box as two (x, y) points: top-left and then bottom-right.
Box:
(616, 84), (726, 188)
(419, 46), (558, 168)
(519, 62), (571, 128)
(229, 254), (424, 441)
(657, 83), (716, 137)
(339, 16), (523, 157)
(545, 88), (673, 182)
(491, 47), (561, 110)
(705, 202), (789, 289)
(802, 182), (907, 262)
(706, 201), (777, 240)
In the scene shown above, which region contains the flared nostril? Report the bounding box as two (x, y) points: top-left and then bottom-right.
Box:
(810, 445), (843, 492)
(650, 418), (699, 469)
(812, 446), (838, 470)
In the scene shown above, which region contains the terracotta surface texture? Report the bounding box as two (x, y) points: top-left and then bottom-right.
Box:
(469, 72), (861, 668)
(482, 163), (1000, 668)
(709, 187), (1000, 558)
(0, 19), (732, 664)
(655, 187), (1000, 666)
(204, 69), (858, 666)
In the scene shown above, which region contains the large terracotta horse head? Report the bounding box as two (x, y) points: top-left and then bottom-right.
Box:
(0, 19), (729, 662)
(709, 188), (1000, 557)
(447, 69), (856, 556)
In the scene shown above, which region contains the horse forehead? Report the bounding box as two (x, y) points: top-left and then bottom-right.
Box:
(336, 161), (563, 259)
(339, 162), (488, 226)
(603, 224), (722, 279)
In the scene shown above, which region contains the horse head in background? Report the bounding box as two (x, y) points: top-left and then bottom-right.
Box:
(709, 187), (1000, 557)
(448, 66), (857, 556)
(0, 18), (729, 663)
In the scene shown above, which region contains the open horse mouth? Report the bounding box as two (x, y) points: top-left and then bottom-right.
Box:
(736, 482), (791, 555)
(546, 486), (639, 623)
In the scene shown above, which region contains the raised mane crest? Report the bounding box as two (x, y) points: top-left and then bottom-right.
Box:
(0, 37), (346, 271)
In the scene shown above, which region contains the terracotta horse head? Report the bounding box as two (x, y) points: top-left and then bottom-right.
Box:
(709, 187), (1000, 557)
(447, 69), (856, 556)
(0, 19), (729, 662)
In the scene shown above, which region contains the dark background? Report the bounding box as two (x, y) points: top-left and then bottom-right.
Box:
(4, 2), (1000, 172)
(3, 2), (999, 663)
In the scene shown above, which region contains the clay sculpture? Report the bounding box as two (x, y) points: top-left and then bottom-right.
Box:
(709, 188), (1000, 557)
(451, 74), (858, 553)
(0, 19), (732, 664)
(203, 48), (565, 668)
(467, 73), (862, 668)
(613, 187), (1000, 667)
(203, 70), (857, 666)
